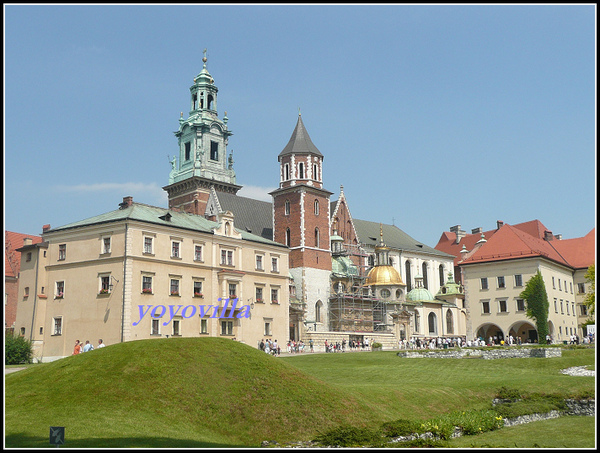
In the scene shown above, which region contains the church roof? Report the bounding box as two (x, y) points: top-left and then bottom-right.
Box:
(353, 219), (454, 258)
(213, 191), (273, 240)
(278, 114), (323, 158)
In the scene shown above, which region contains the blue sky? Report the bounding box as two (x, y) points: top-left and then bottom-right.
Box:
(4, 4), (596, 247)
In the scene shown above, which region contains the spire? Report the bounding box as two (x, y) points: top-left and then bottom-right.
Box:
(278, 114), (323, 158)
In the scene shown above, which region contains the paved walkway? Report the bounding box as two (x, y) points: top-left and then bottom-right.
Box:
(5, 367), (26, 375)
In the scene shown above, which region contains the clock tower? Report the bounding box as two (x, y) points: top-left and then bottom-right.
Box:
(164, 50), (240, 215)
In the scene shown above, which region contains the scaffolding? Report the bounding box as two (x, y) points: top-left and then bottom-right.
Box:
(328, 243), (389, 333)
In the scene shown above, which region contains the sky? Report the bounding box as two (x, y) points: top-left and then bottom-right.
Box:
(4, 4), (596, 248)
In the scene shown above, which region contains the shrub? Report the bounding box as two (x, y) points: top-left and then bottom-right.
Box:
(5, 332), (33, 365)
(495, 386), (522, 400)
(314, 425), (383, 447)
(380, 418), (420, 437)
(371, 342), (382, 349)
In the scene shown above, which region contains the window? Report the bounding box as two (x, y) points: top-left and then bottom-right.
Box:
(271, 288), (279, 304)
(264, 320), (272, 336)
(221, 320), (233, 336)
(313, 164), (319, 181)
(577, 283), (585, 294)
(144, 237), (153, 254)
(498, 299), (507, 313)
(142, 276), (153, 294)
(271, 257), (279, 272)
(284, 164), (290, 180)
(446, 311), (454, 334)
(580, 304), (588, 316)
(194, 244), (203, 261)
(55, 281), (65, 299)
(173, 319), (181, 336)
(439, 265), (445, 287)
(285, 200), (290, 216)
(185, 142), (191, 161)
(26, 252), (32, 262)
(558, 279), (562, 291)
(428, 313), (437, 335)
(516, 298), (525, 312)
(422, 262), (428, 289)
(380, 289), (391, 298)
(53, 317), (62, 335)
(170, 279), (180, 296)
(414, 312), (420, 333)
(151, 319), (160, 335)
(566, 301), (569, 315)
(560, 300), (564, 314)
(285, 228), (291, 247)
(228, 283), (237, 298)
(572, 302), (575, 316)
(171, 241), (180, 258)
(298, 162), (304, 179)
(405, 261), (412, 292)
(193, 281), (203, 297)
(200, 319), (208, 334)
(481, 300), (490, 314)
(58, 244), (66, 260)
(314, 228), (320, 248)
(102, 237), (111, 254)
(255, 286), (264, 303)
(221, 249), (234, 266)
(552, 277), (556, 289)
(315, 300), (322, 323)
(497, 276), (505, 289)
(210, 141), (219, 160)
(100, 276), (110, 294)
(256, 254), (264, 270)
(570, 282), (573, 294)
(24, 287), (29, 297)
(314, 199), (319, 215)
(514, 274), (523, 287)
(481, 277), (488, 290)
(554, 298), (558, 313)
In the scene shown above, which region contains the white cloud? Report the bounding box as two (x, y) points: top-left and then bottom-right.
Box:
(237, 184), (276, 202)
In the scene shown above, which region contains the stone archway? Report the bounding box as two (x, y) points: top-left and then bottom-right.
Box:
(475, 323), (504, 345)
(508, 320), (538, 344)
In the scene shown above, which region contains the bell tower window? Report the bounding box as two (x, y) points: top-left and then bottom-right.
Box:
(192, 94), (198, 110)
(284, 164), (290, 180)
(210, 141), (219, 161)
(299, 162), (304, 179)
(208, 94), (214, 110)
(185, 142), (191, 161)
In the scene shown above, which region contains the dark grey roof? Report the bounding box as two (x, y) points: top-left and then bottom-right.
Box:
(353, 219), (454, 258)
(215, 191), (273, 240)
(278, 115), (323, 158)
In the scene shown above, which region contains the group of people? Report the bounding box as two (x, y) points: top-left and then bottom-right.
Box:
(73, 339), (105, 355)
(258, 338), (281, 356)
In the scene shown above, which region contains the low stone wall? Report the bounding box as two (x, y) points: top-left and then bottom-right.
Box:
(397, 346), (562, 359)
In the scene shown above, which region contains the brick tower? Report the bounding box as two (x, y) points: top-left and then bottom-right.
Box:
(271, 113), (333, 331)
(163, 50), (240, 215)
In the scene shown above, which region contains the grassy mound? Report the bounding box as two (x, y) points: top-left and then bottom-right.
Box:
(5, 338), (373, 447)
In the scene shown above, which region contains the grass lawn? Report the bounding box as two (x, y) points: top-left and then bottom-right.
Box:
(5, 340), (595, 448)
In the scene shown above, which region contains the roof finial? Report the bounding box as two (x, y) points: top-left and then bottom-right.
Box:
(298, 107), (301, 116)
(202, 48), (207, 67)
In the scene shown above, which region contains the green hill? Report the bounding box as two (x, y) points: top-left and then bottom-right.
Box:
(5, 338), (373, 448)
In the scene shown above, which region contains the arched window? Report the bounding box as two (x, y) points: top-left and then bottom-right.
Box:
(439, 265), (445, 287)
(428, 312), (437, 335)
(314, 228), (320, 248)
(414, 312), (420, 333)
(405, 261), (412, 292)
(225, 222), (230, 235)
(314, 199), (319, 215)
(422, 262), (429, 289)
(446, 310), (454, 334)
(285, 200), (290, 216)
(315, 300), (323, 323)
(286, 228), (291, 247)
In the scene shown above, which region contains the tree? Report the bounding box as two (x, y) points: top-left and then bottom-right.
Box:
(5, 332), (33, 365)
(583, 264), (595, 317)
(519, 271), (550, 344)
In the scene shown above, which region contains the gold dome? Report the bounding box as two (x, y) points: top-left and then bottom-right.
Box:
(365, 265), (405, 286)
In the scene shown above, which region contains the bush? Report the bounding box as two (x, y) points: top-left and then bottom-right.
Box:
(5, 332), (33, 365)
(380, 418), (420, 437)
(371, 342), (382, 349)
(314, 425), (383, 447)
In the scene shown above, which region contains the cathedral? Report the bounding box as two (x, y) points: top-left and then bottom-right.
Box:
(162, 54), (465, 348)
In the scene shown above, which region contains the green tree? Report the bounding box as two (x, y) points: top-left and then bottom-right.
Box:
(5, 332), (33, 365)
(519, 271), (550, 344)
(583, 264), (595, 317)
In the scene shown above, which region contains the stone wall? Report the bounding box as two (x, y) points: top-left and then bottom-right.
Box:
(397, 346), (563, 359)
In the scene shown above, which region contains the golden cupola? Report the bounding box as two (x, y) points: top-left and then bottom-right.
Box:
(365, 225), (405, 286)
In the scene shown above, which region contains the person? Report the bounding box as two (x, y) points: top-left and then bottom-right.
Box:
(309, 338), (314, 352)
(73, 340), (82, 355)
(82, 340), (94, 352)
(97, 339), (106, 348)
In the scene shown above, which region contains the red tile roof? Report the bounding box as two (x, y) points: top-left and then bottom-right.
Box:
(5, 231), (43, 278)
(435, 221), (595, 270)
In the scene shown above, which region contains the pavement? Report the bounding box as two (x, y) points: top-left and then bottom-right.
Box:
(5, 367), (26, 375)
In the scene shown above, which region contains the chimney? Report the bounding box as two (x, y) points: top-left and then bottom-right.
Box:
(496, 220), (504, 229)
(471, 227), (482, 234)
(544, 230), (553, 241)
(42, 224), (51, 233)
(450, 225), (466, 244)
(23, 237), (32, 246)
(119, 196), (133, 209)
